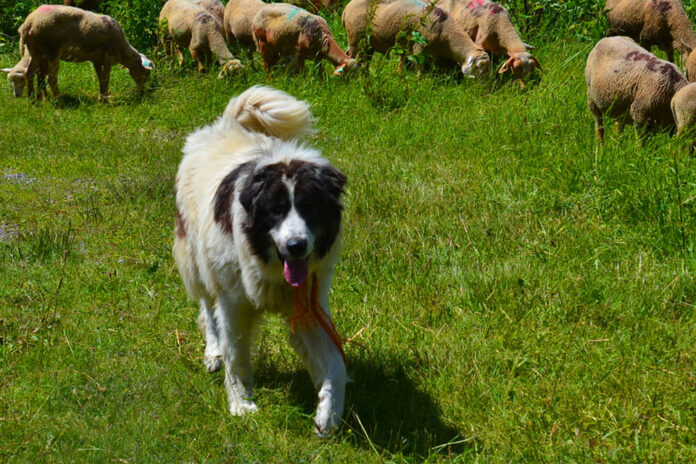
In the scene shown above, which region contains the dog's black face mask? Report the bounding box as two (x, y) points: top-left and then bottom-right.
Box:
(215, 160), (346, 270)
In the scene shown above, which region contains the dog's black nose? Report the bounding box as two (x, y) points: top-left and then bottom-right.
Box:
(286, 237), (307, 258)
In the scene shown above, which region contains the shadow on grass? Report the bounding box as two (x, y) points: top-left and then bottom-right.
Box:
(256, 353), (471, 459)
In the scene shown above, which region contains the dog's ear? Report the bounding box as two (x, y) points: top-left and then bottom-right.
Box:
(239, 175), (265, 213)
(319, 165), (347, 200)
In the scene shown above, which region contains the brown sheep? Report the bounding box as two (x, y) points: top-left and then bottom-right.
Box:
(252, 4), (357, 74)
(342, 0), (491, 78)
(605, 0), (696, 66)
(585, 36), (691, 141)
(18, 5), (152, 100)
(160, 0), (243, 76)
(437, 0), (540, 79)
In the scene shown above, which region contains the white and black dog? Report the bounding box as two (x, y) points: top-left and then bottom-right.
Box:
(173, 86), (347, 435)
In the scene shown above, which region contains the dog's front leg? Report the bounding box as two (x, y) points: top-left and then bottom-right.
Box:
(197, 297), (223, 373)
(217, 292), (258, 415)
(289, 302), (346, 436)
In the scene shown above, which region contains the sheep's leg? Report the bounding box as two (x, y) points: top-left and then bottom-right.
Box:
(216, 291), (258, 416)
(175, 46), (185, 68)
(296, 53), (306, 73)
(25, 56), (38, 98)
(36, 58), (51, 100)
(588, 99), (604, 143)
(665, 45), (674, 64)
(190, 48), (206, 73)
(246, 47), (256, 70)
(47, 59), (60, 98)
(259, 44), (279, 72)
(93, 62), (110, 101)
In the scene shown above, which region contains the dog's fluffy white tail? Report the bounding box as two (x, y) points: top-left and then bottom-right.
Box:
(222, 85), (313, 140)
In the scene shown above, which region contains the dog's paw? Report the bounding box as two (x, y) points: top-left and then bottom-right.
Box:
(230, 400), (258, 416)
(203, 355), (222, 373)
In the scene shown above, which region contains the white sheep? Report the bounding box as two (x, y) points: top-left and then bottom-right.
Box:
(605, 0), (696, 66)
(16, 5), (152, 100)
(252, 4), (358, 74)
(437, 0), (540, 79)
(342, 0), (491, 78)
(160, 0), (243, 76)
(585, 36), (693, 141)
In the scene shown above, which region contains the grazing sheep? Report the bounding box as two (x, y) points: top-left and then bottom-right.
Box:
(671, 83), (696, 135)
(224, 0), (266, 52)
(437, 0), (540, 79)
(342, 0), (491, 78)
(1, 41), (30, 97)
(63, 0), (103, 11)
(605, 0), (696, 65)
(160, 0), (243, 76)
(18, 5), (152, 100)
(252, 4), (358, 74)
(585, 36), (690, 141)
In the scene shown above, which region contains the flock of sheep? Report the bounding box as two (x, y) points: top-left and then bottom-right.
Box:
(3, 0), (696, 139)
(1, 0), (542, 99)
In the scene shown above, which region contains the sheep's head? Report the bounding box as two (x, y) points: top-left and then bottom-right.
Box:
(498, 52), (541, 79)
(461, 50), (491, 79)
(127, 53), (153, 91)
(672, 83), (696, 137)
(218, 59), (244, 79)
(333, 59), (358, 76)
(1, 66), (26, 97)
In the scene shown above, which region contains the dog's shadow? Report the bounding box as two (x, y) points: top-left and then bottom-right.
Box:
(256, 353), (469, 458)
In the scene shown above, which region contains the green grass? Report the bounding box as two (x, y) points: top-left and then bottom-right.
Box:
(2, 23), (696, 463)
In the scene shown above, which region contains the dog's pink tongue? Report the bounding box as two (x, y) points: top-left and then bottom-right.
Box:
(283, 259), (308, 287)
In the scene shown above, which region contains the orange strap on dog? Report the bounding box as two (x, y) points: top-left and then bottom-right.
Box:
(289, 275), (347, 365)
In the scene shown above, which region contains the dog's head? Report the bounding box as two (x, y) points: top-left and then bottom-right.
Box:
(224, 159), (346, 287)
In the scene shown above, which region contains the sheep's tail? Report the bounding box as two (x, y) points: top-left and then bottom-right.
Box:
(221, 85), (313, 140)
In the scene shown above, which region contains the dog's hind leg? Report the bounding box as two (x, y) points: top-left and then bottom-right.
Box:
(217, 293), (258, 415)
(289, 303), (347, 436)
(198, 297), (223, 373)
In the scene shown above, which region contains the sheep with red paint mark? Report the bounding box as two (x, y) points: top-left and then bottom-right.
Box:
(160, 0), (243, 76)
(437, 0), (540, 80)
(585, 36), (696, 141)
(9, 5), (152, 100)
(342, 0), (490, 78)
(605, 0), (696, 76)
(252, 4), (357, 75)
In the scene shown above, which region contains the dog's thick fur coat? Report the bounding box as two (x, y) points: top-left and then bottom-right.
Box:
(173, 86), (347, 435)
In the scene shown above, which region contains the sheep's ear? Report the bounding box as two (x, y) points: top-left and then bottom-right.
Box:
(1, 68), (12, 74)
(681, 39), (693, 53)
(531, 57), (542, 71)
(523, 43), (536, 50)
(140, 53), (154, 70)
(498, 56), (515, 74)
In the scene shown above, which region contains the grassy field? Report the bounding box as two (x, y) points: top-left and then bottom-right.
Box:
(2, 8), (696, 462)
